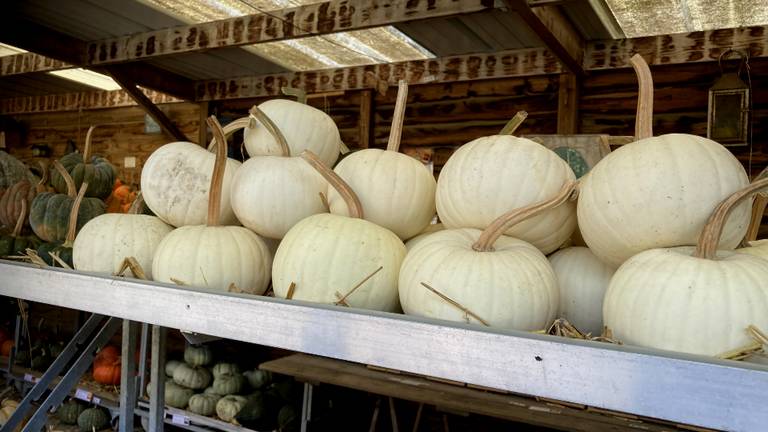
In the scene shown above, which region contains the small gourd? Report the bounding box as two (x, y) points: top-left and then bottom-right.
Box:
(212, 363), (240, 379)
(184, 344), (213, 367)
(173, 363), (212, 390)
(163, 381), (195, 408)
(77, 407), (110, 432)
(212, 373), (245, 395)
(57, 399), (86, 425)
(165, 360), (183, 377)
(216, 395), (248, 422)
(51, 126), (116, 199)
(188, 393), (220, 416)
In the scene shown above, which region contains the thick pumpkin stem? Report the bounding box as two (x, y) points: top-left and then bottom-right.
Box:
(745, 194), (768, 243)
(128, 192), (145, 215)
(36, 161), (49, 193)
(248, 106), (290, 157)
(281, 87), (307, 104)
(386, 80), (408, 153)
(300, 150), (364, 219)
(694, 178), (768, 260)
(472, 181), (578, 252)
(207, 117), (251, 151)
(499, 111), (528, 135)
(64, 182), (88, 246)
(52, 160), (76, 197)
(12, 198), (27, 237)
(630, 54), (653, 140)
(83, 126), (96, 162)
(206, 116), (228, 227)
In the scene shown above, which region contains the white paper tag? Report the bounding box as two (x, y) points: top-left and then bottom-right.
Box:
(171, 414), (190, 425)
(92, 396), (101, 405)
(75, 388), (93, 402)
(23, 373), (37, 383)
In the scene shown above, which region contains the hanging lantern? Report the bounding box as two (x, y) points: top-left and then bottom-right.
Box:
(707, 49), (750, 146)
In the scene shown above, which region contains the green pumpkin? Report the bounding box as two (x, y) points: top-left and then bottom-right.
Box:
(212, 374), (245, 395)
(49, 341), (65, 358)
(184, 345), (213, 367)
(51, 126), (115, 199)
(165, 381), (194, 408)
(30, 191), (104, 243)
(216, 395), (248, 422)
(278, 405), (299, 432)
(57, 399), (85, 425)
(172, 363), (212, 390)
(0, 197), (39, 257)
(235, 392), (267, 423)
(188, 393), (220, 416)
(212, 363), (240, 379)
(0, 151), (36, 188)
(77, 407), (110, 432)
(165, 360), (183, 377)
(244, 369), (271, 389)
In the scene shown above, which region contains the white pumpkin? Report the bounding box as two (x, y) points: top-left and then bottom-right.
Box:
(74, 194), (173, 279)
(213, 99), (340, 167)
(405, 223), (443, 250)
(230, 108), (328, 239)
(330, 82), (436, 240)
(272, 152), (406, 311)
(436, 135), (576, 254)
(399, 182), (575, 330)
(604, 178), (768, 356)
(577, 55), (750, 268)
(152, 116), (272, 295)
(548, 247), (615, 335)
(141, 141), (241, 227)
(737, 239), (768, 259)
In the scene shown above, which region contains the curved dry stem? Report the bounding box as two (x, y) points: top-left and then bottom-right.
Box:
(206, 116), (228, 227)
(64, 182), (88, 246)
(281, 87), (307, 104)
(630, 54), (654, 140)
(207, 117), (252, 151)
(52, 160), (76, 197)
(694, 177), (768, 259)
(386, 80), (409, 153)
(473, 181), (578, 252)
(499, 111), (528, 135)
(36, 161), (49, 192)
(745, 193), (768, 243)
(83, 126), (97, 161)
(300, 150), (363, 219)
(12, 198), (27, 237)
(128, 192), (145, 215)
(249, 106), (290, 157)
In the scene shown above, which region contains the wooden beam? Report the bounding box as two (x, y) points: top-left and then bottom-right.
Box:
(0, 89), (181, 115)
(85, 0), (497, 66)
(195, 48), (562, 101)
(96, 63), (196, 101)
(0, 53), (73, 77)
(504, 0), (585, 77)
(107, 67), (187, 142)
(557, 73), (579, 134)
(198, 102), (210, 146)
(586, 25), (768, 69)
(358, 90), (373, 149)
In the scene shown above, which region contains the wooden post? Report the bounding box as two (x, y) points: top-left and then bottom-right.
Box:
(359, 90), (373, 149)
(198, 101), (210, 146)
(557, 73), (579, 134)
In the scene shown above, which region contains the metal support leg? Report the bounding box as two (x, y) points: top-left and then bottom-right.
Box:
(1, 314), (106, 432)
(300, 382), (313, 432)
(119, 320), (140, 432)
(20, 317), (122, 432)
(149, 326), (167, 432)
(138, 323), (149, 395)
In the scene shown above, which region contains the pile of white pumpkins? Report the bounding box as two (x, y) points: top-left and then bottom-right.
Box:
(69, 55), (768, 359)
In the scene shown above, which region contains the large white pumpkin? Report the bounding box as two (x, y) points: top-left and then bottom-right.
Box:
(738, 239), (768, 259)
(272, 152), (406, 311)
(604, 178), (768, 356)
(230, 107), (328, 239)
(141, 142), (241, 227)
(73, 196), (173, 279)
(577, 55), (750, 267)
(548, 247), (615, 335)
(436, 135), (576, 254)
(330, 82), (436, 240)
(152, 117), (272, 294)
(399, 182), (576, 330)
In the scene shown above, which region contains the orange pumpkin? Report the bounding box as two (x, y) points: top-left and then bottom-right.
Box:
(105, 183), (136, 214)
(1, 339), (13, 356)
(97, 345), (120, 360)
(93, 359), (121, 385)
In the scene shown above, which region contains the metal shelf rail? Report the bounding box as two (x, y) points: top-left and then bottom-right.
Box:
(1, 261), (767, 431)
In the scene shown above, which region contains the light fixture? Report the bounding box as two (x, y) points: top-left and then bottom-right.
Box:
(49, 69), (122, 91)
(707, 50), (750, 147)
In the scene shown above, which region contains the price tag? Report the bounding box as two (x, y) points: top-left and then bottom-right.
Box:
(171, 414), (190, 425)
(75, 388), (93, 402)
(92, 396), (101, 405)
(23, 373), (38, 383)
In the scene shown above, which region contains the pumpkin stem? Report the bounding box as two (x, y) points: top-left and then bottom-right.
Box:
(82, 126), (97, 161)
(499, 111), (528, 135)
(52, 160), (76, 197)
(281, 87), (307, 104)
(12, 198), (27, 238)
(206, 117), (251, 151)
(693, 177), (768, 260)
(206, 116), (228, 227)
(630, 54), (653, 140)
(744, 193), (768, 244)
(248, 106), (290, 157)
(300, 150), (363, 219)
(472, 181), (578, 252)
(386, 80), (408, 153)
(128, 192), (145, 215)
(64, 182), (88, 247)
(35, 160), (49, 192)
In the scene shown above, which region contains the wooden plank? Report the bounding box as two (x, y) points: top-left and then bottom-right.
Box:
(107, 67), (187, 141)
(85, 0), (497, 66)
(195, 48), (562, 101)
(557, 73), (579, 134)
(260, 354), (682, 432)
(586, 25), (768, 70)
(504, 0), (584, 76)
(0, 89), (181, 115)
(0, 53), (73, 77)
(358, 90), (373, 149)
(198, 101), (210, 146)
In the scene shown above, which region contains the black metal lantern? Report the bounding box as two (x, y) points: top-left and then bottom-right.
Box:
(707, 50), (750, 146)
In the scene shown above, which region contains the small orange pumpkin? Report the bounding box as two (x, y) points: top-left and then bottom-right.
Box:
(105, 183), (136, 214)
(1, 339), (13, 356)
(93, 359), (121, 385)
